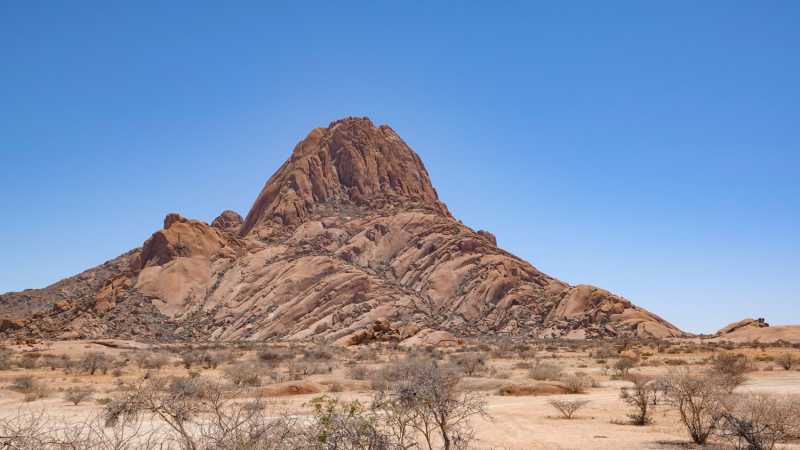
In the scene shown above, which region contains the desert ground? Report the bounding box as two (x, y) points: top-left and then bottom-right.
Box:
(0, 337), (798, 450)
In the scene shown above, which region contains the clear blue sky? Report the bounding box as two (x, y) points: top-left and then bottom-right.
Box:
(1, 1), (798, 334)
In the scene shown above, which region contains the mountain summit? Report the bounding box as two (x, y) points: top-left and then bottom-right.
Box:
(240, 117), (449, 234)
(0, 117), (686, 342)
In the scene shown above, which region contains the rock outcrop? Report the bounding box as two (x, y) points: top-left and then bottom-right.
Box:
(714, 318), (769, 336)
(0, 117), (687, 342)
(211, 211), (243, 234)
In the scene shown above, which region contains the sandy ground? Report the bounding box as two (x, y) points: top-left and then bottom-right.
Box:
(0, 341), (798, 449)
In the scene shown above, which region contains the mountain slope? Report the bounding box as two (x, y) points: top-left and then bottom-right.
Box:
(0, 117), (686, 342)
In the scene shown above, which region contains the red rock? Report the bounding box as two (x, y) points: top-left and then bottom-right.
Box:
(211, 210), (243, 234)
(3, 117), (688, 343)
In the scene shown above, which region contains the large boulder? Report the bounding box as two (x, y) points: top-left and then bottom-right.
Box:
(211, 210), (243, 234)
(398, 329), (462, 348)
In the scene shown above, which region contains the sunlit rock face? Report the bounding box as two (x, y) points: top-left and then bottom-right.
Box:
(2, 117), (686, 342)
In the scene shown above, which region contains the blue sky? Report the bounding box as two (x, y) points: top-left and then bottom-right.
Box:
(1, 1), (798, 334)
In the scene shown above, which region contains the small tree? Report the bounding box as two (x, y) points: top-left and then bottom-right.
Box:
(63, 386), (94, 405)
(80, 352), (112, 375)
(371, 358), (488, 450)
(614, 357), (637, 375)
(775, 353), (796, 371)
(715, 393), (800, 450)
(660, 368), (728, 444)
(451, 353), (486, 376)
(560, 374), (590, 394)
(223, 361), (264, 387)
(548, 399), (590, 419)
(620, 373), (653, 425)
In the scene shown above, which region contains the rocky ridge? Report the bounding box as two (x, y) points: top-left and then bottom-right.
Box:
(0, 117), (686, 342)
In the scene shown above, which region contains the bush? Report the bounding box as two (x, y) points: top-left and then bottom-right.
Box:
(79, 352), (112, 375)
(127, 351), (167, 370)
(776, 353), (796, 371)
(660, 368), (729, 444)
(451, 352), (486, 376)
(620, 373), (654, 425)
(0, 347), (12, 370)
(711, 353), (754, 378)
(715, 393), (800, 450)
(256, 348), (293, 367)
(223, 361), (264, 387)
(10, 375), (37, 392)
(561, 374), (590, 394)
(548, 399), (590, 419)
(614, 357), (637, 375)
(528, 362), (562, 381)
(346, 365), (374, 380)
(181, 350), (224, 369)
(63, 387), (94, 405)
(289, 360), (333, 376)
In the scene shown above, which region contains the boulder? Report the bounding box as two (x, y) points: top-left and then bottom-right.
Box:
(398, 329), (462, 348)
(211, 210), (243, 234)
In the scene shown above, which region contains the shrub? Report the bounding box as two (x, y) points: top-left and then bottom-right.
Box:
(223, 361), (264, 387)
(256, 348), (293, 367)
(63, 387), (94, 405)
(528, 362), (562, 381)
(79, 352), (112, 375)
(561, 374), (590, 394)
(620, 373), (654, 425)
(346, 365), (374, 380)
(776, 353), (796, 371)
(659, 368), (729, 444)
(181, 350), (224, 369)
(10, 375), (37, 392)
(548, 399), (590, 419)
(710, 353), (754, 378)
(0, 347), (12, 370)
(614, 357), (637, 375)
(451, 352), (486, 376)
(715, 393), (800, 450)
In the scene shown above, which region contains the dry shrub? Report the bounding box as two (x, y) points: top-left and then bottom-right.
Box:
(620, 373), (654, 425)
(528, 362), (562, 381)
(289, 360), (333, 376)
(451, 352), (486, 376)
(223, 361), (265, 387)
(776, 353), (796, 371)
(560, 374), (590, 394)
(11, 375), (37, 392)
(711, 352), (754, 379)
(355, 347), (378, 361)
(79, 351), (113, 375)
(614, 356), (638, 375)
(181, 350), (225, 369)
(659, 368), (729, 444)
(63, 386), (94, 405)
(346, 365), (374, 380)
(256, 348), (293, 367)
(716, 393), (800, 450)
(548, 399), (590, 419)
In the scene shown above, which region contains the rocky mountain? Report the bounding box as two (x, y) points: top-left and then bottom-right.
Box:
(0, 117), (687, 342)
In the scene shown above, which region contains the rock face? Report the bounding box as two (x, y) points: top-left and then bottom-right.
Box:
(0, 250), (137, 319)
(239, 118), (449, 233)
(211, 211), (243, 234)
(0, 117), (686, 342)
(714, 318), (769, 336)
